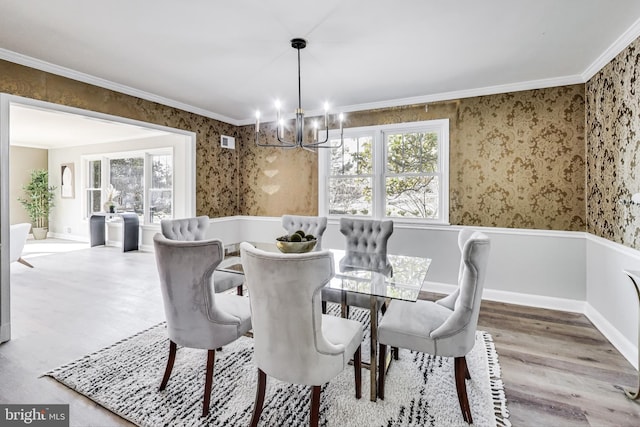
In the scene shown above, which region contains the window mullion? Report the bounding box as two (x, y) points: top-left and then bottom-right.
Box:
(374, 130), (385, 219)
(144, 153), (151, 224)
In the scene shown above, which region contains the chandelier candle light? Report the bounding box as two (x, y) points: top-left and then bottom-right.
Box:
(255, 38), (344, 149)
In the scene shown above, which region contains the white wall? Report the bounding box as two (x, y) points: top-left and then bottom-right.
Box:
(9, 146), (48, 225)
(206, 216), (638, 369)
(585, 234), (640, 368)
(47, 133), (193, 241)
(228, 216), (586, 300)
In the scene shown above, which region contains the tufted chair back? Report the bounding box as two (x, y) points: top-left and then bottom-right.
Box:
(339, 218), (393, 256)
(281, 215), (327, 250)
(338, 251), (392, 275)
(160, 216), (209, 241)
(321, 218), (394, 314)
(160, 215), (244, 296)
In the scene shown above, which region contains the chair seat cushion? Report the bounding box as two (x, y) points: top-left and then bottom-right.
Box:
(212, 293), (252, 335)
(321, 314), (364, 365)
(378, 299), (451, 354)
(213, 270), (244, 293)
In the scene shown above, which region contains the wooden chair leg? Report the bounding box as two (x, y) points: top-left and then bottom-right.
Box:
(340, 302), (349, 318)
(202, 349), (216, 417)
(378, 343), (387, 400)
(392, 346), (399, 360)
(354, 345), (362, 399)
(454, 356), (473, 424)
(250, 369), (267, 427)
(17, 257), (34, 268)
(321, 301), (327, 314)
(236, 284), (243, 296)
(159, 340), (177, 391)
(310, 385), (321, 427)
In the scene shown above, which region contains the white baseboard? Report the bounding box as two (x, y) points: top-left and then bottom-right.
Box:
(422, 281), (586, 313)
(585, 303), (638, 370)
(424, 280), (638, 368)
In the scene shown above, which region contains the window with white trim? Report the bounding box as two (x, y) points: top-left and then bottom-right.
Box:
(86, 159), (102, 215)
(319, 119), (449, 223)
(83, 148), (173, 224)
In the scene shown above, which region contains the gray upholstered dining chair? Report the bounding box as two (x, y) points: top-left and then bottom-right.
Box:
(161, 216), (244, 295)
(240, 242), (363, 427)
(281, 214), (327, 250)
(322, 218), (394, 317)
(377, 229), (490, 424)
(153, 234), (252, 417)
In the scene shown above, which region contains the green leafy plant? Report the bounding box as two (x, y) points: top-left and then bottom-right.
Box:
(18, 169), (56, 228)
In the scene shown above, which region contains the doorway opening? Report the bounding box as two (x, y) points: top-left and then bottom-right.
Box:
(0, 94), (196, 343)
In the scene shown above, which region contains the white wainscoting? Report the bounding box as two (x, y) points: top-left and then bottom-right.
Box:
(585, 234), (640, 368)
(92, 214), (639, 369)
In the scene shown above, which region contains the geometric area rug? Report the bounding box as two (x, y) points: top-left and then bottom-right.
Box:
(45, 321), (511, 426)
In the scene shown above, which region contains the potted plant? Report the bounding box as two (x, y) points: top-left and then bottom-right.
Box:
(18, 169), (56, 240)
(103, 184), (120, 213)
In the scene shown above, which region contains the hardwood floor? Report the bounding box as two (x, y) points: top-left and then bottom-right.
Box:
(2, 243), (639, 426)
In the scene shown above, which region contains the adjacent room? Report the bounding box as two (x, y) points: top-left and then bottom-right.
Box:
(1, 1), (640, 426)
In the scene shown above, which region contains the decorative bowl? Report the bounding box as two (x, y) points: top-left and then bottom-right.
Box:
(276, 239), (317, 253)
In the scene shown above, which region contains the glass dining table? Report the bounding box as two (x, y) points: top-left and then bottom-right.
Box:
(217, 242), (432, 401)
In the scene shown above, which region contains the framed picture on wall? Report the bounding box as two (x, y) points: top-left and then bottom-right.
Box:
(61, 163), (75, 199)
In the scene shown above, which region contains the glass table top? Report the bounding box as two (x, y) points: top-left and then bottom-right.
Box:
(218, 242), (431, 303)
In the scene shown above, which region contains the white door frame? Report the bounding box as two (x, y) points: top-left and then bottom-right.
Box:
(0, 93), (197, 343)
(0, 94), (10, 342)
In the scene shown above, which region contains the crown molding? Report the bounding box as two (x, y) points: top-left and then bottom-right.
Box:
(4, 15), (639, 129)
(236, 74), (584, 126)
(0, 48), (241, 126)
(339, 75), (585, 113)
(582, 16), (640, 82)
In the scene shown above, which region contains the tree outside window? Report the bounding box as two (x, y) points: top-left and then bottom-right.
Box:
(384, 131), (439, 219)
(328, 135), (373, 216)
(149, 154), (173, 223)
(110, 157), (144, 215)
(322, 120), (448, 223)
(86, 160), (101, 215)
(83, 150), (173, 224)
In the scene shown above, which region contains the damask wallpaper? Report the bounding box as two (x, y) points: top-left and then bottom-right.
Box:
(454, 86), (585, 230)
(236, 124), (318, 217)
(1, 58), (588, 231)
(239, 86), (586, 231)
(586, 36), (640, 247)
(0, 59), (239, 218)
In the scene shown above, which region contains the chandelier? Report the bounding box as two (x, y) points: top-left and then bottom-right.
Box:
(254, 38), (344, 149)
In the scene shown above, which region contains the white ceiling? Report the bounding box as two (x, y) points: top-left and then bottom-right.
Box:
(1, 0), (640, 125)
(10, 105), (169, 149)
